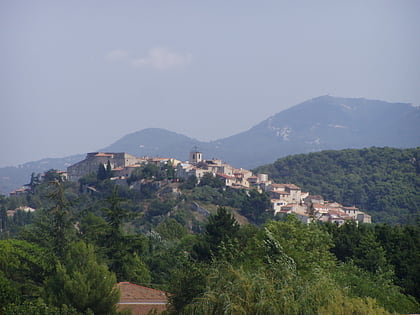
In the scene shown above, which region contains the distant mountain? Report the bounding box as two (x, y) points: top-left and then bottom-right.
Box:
(101, 128), (206, 160)
(213, 96), (420, 168)
(1, 96), (419, 194)
(0, 155), (83, 196)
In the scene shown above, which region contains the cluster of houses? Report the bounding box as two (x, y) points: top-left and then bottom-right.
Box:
(248, 179), (371, 224)
(64, 150), (371, 225)
(8, 150), (371, 225)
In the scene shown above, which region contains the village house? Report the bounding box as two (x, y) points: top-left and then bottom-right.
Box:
(9, 187), (30, 196)
(65, 149), (373, 225)
(117, 282), (170, 315)
(111, 164), (146, 180)
(175, 149), (253, 189)
(246, 173), (272, 190)
(263, 181), (371, 225)
(265, 183), (308, 205)
(216, 173), (236, 187)
(304, 195), (325, 204)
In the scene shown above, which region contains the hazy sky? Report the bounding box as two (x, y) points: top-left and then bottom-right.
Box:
(1, 1), (419, 167)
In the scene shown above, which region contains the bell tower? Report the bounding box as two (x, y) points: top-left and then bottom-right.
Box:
(189, 146), (203, 164)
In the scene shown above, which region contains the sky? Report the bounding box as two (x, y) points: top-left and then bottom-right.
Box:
(1, 0), (419, 167)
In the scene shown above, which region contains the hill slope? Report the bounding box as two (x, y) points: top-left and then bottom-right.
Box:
(255, 147), (420, 224)
(215, 96), (420, 168)
(1, 96), (419, 194)
(102, 128), (206, 161)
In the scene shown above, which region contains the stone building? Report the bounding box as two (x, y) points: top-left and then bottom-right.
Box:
(67, 152), (140, 182)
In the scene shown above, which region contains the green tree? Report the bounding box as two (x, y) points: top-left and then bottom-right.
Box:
(155, 218), (188, 241)
(241, 189), (271, 224)
(97, 163), (108, 181)
(333, 262), (420, 314)
(162, 162), (176, 180)
(255, 147), (420, 224)
(181, 175), (197, 190)
(43, 169), (64, 182)
(167, 261), (208, 314)
(19, 181), (77, 259)
(263, 216), (335, 274)
(25, 172), (40, 192)
(99, 188), (151, 284)
(198, 173), (224, 188)
(44, 241), (120, 315)
(78, 212), (108, 245)
(3, 299), (81, 315)
(0, 239), (54, 299)
(374, 223), (420, 301)
(330, 221), (389, 273)
(106, 160), (113, 178)
(192, 207), (240, 261)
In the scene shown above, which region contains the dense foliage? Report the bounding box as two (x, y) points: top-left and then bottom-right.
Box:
(255, 147), (420, 224)
(0, 156), (419, 314)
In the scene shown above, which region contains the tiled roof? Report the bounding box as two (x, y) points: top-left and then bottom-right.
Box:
(270, 184), (287, 188)
(118, 282), (169, 302)
(312, 203), (328, 208)
(284, 184), (300, 189)
(216, 173), (235, 179)
(270, 190), (289, 195)
(307, 195), (324, 199)
(117, 282), (169, 315)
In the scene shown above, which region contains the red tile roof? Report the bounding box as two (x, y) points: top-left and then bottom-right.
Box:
(117, 282), (169, 315)
(307, 195), (324, 199)
(284, 184), (300, 190)
(216, 173), (235, 179)
(270, 190), (289, 195)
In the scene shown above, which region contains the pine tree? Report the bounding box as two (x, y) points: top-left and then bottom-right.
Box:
(44, 241), (120, 314)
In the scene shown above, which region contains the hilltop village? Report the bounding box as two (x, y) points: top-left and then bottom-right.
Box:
(62, 150), (371, 225)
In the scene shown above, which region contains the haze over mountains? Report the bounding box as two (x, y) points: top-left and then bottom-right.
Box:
(1, 96), (419, 195)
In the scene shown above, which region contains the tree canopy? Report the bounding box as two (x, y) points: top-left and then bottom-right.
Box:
(255, 147), (420, 224)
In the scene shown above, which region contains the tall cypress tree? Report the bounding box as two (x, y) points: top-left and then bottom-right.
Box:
(97, 163), (107, 181)
(106, 160), (113, 178)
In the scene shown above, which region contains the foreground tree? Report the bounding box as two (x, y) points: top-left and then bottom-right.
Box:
(0, 239), (53, 299)
(99, 188), (151, 284)
(44, 241), (120, 315)
(20, 181), (77, 259)
(192, 207), (240, 261)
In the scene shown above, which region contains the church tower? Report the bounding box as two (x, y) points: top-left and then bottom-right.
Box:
(189, 147), (203, 164)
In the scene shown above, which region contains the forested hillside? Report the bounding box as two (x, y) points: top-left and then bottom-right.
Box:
(1, 161), (419, 314)
(255, 147), (420, 224)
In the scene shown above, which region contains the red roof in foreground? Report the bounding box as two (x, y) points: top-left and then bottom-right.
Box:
(117, 282), (170, 315)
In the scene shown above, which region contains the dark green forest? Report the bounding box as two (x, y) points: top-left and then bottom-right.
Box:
(255, 147), (420, 224)
(1, 150), (419, 314)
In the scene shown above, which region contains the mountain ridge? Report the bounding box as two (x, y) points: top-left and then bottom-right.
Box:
(2, 95), (419, 194)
